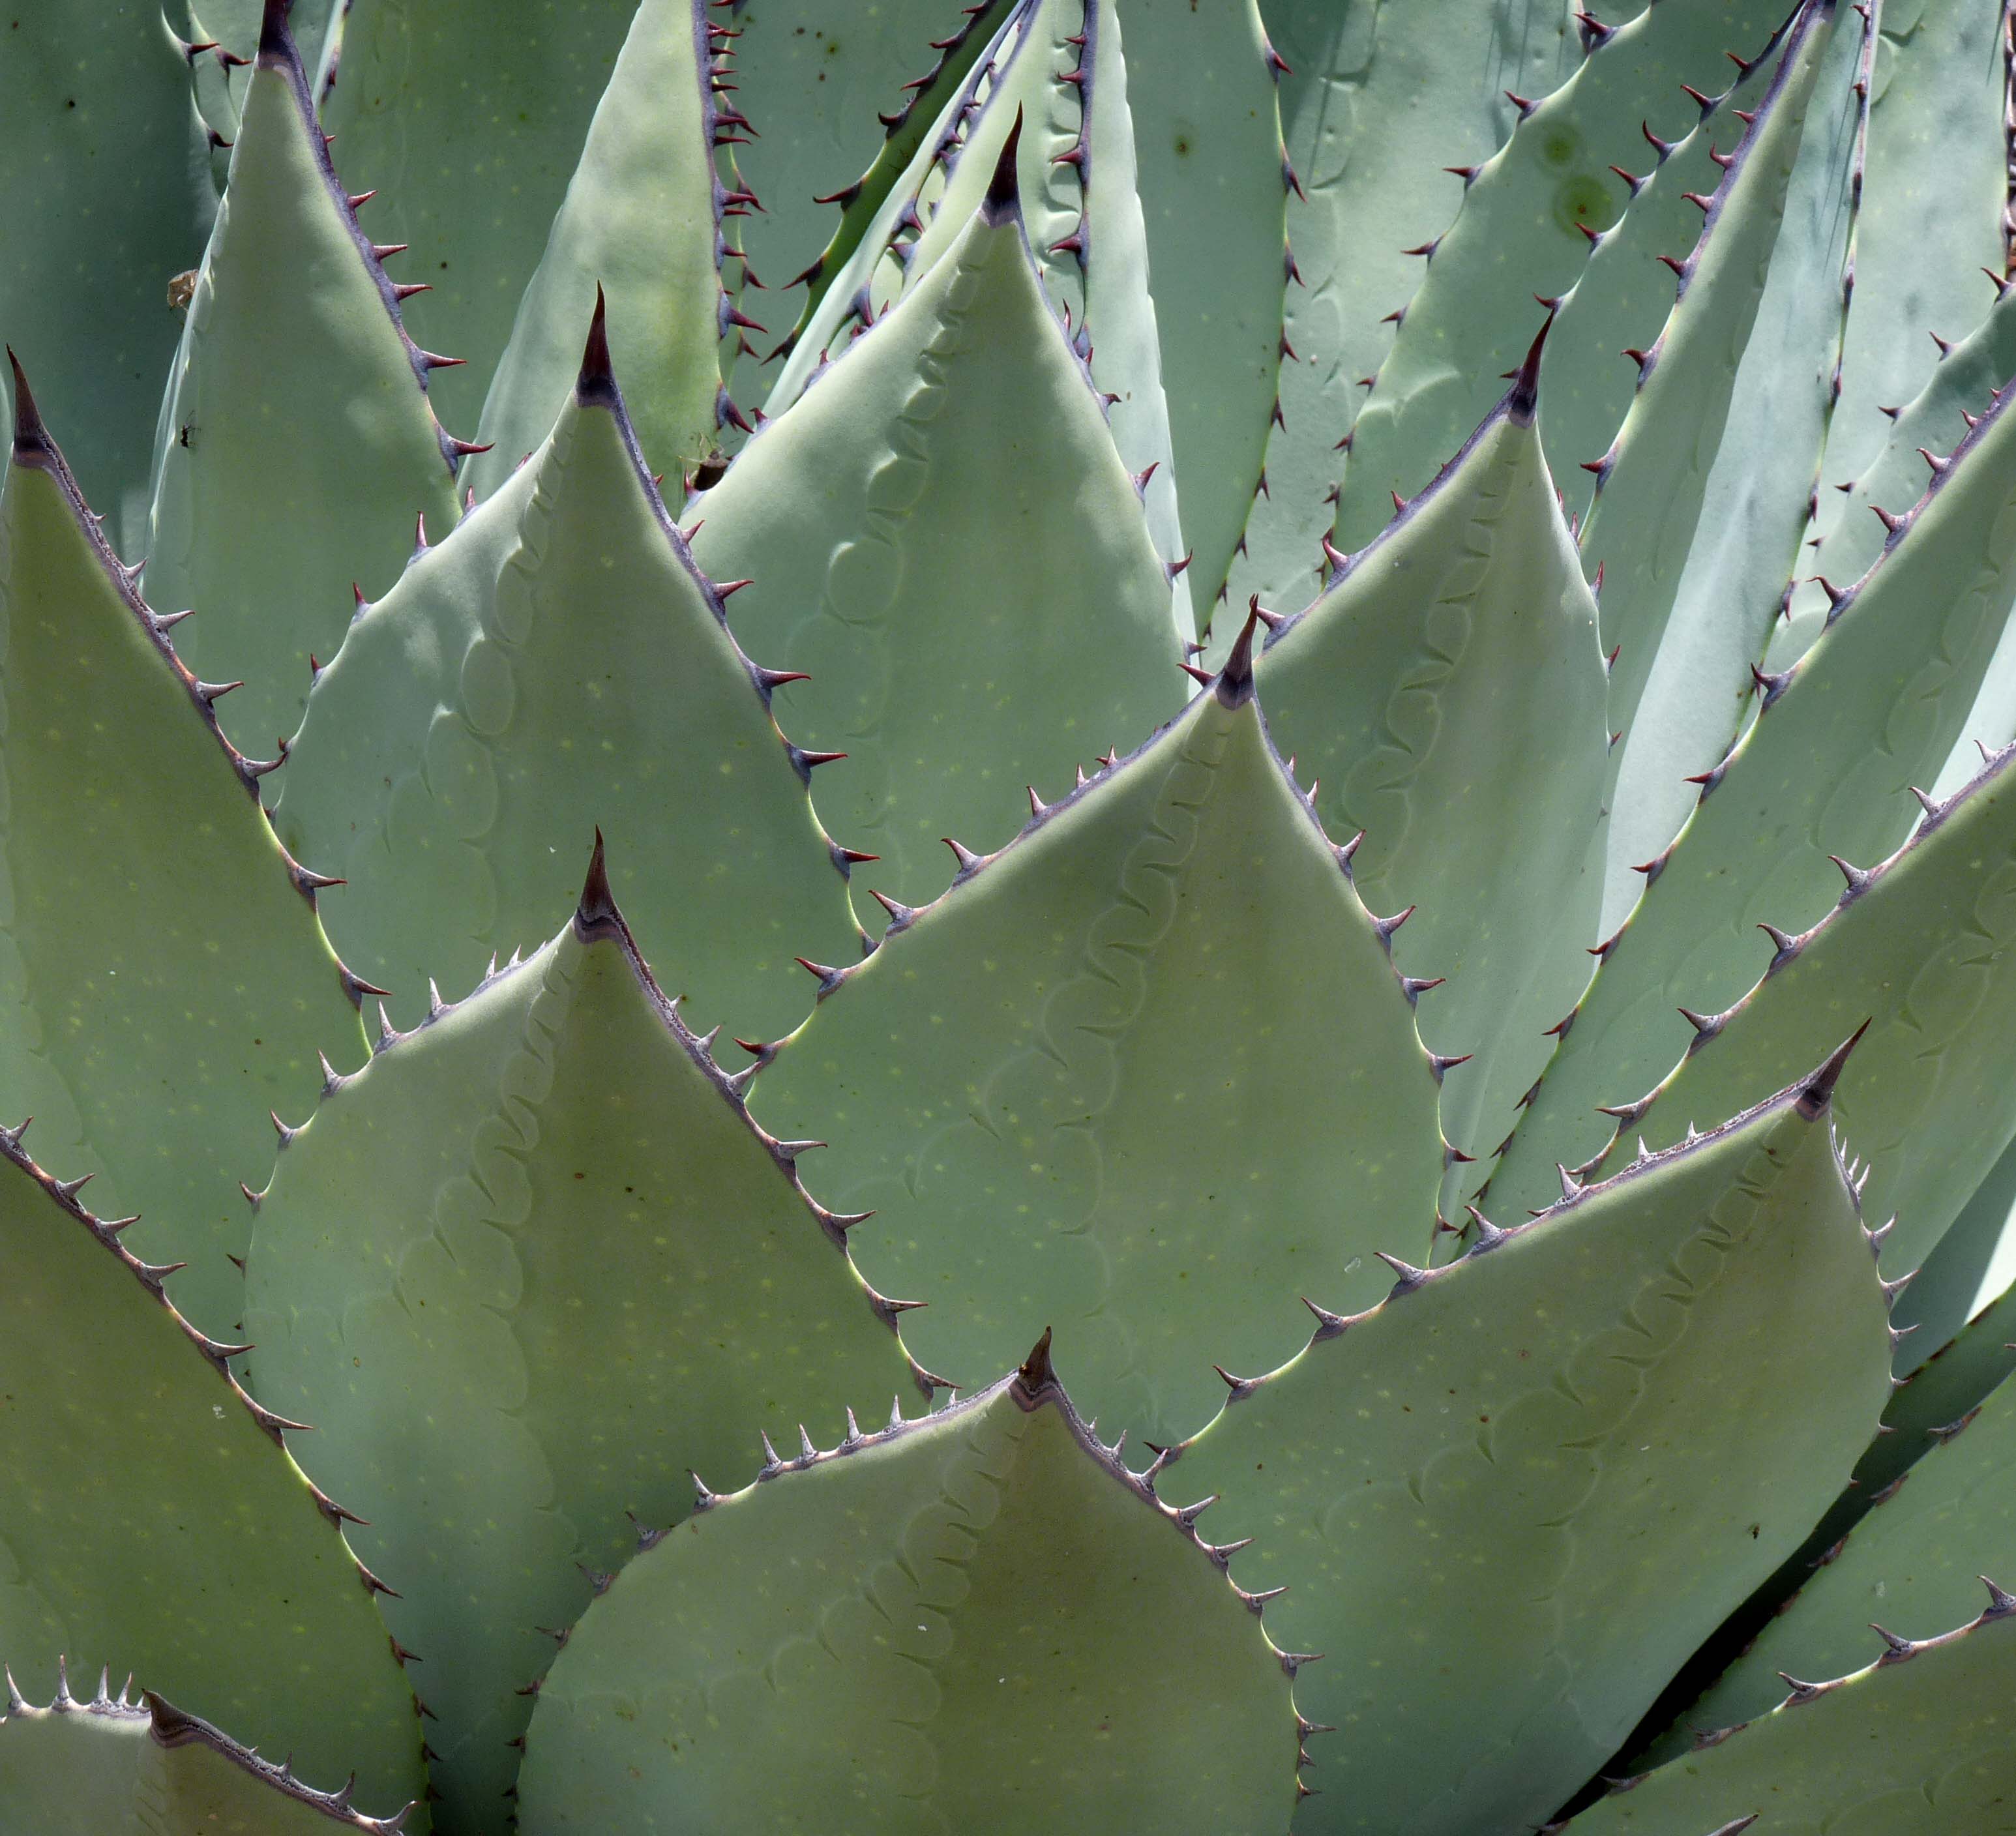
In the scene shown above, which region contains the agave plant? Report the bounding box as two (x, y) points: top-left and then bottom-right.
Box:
(7, 0), (2016, 1829)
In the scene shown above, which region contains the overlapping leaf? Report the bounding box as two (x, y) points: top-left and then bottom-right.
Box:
(0, 363), (366, 1335)
(514, 1342), (1299, 1835)
(1171, 1048), (1891, 1836)
(145, 3), (466, 755)
(0, 1132), (423, 1817)
(276, 306), (860, 1043)
(752, 626), (1447, 1449)
(242, 854), (925, 1833)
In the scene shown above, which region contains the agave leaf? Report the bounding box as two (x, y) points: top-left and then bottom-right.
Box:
(1539, 38), (1779, 520)
(0, 1683), (412, 1835)
(276, 306), (860, 1043)
(1221, 0), (1581, 613)
(1888, 1133), (2016, 1373)
(0, 1133), (424, 1816)
(462, 0), (728, 500)
(308, 0), (633, 434)
(144, 1), (464, 757)
(1493, 341), (2016, 1224)
(765, 0), (1286, 615)
(720, 0), (1019, 381)
(1805, 0), (2009, 553)
(514, 1342), (1299, 1835)
(760, 0), (1198, 623)
(1633, 1280), (2016, 1772)
(1170, 1047), (1892, 1836)
(1783, 282), (2016, 682)
(0, 3), (217, 548)
(241, 850), (925, 1834)
(0, 364), (366, 1336)
(689, 162), (1184, 911)
(1567, 1597), (2016, 1835)
(1574, 744), (2016, 1277)
(1255, 336), (1608, 1204)
(1603, 3), (1865, 922)
(1329, 0), (1791, 551)
(750, 625), (1446, 1450)
(1576, 0), (1839, 748)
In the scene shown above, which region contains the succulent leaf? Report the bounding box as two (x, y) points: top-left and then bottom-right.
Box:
(0, 3), (216, 546)
(1603, 3), (1866, 919)
(751, 643), (1446, 1449)
(0, 1682), (412, 1835)
(1257, 348), (1609, 1203)
(690, 179), (1184, 911)
(276, 306), (859, 1041)
(1575, 744), (2016, 1275)
(1495, 334), (2016, 1225)
(462, 0), (726, 499)
(143, 1), (464, 756)
(514, 1346), (1299, 1835)
(1640, 1282), (2016, 1769)
(764, 0), (1286, 614)
(1567, 1596), (2016, 1835)
(0, 364), (367, 1335)
(1577, 0), (1839, 750)
(716, 0), (1020, 384)
(1171, 1048), (1892, 1836)
(1223, 0), (1583, 612)
(1804, 0), (2011, 561)
(1329, 0), (1792, 551)
(307, 0), (634, 435)
(241, 855), (925, 1832)
(0, 1131), (424, 1816)
(1781, 267), (2016, 683)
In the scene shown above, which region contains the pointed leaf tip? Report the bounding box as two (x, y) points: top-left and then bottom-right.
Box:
(1507, 310), (1554, 424)
(574, 827), (621, 935)
(1215, 603), (1262, 708)
(982, 106), (1025, 225)
(1015, 1325), (1057, 1399)
(1797, 1018), (1871, 1119)
(576, 284), (617, 406)
(6, 347), (48, 457)
(258, 0), (295, 57)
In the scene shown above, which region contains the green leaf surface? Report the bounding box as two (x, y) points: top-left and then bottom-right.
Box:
(463, 0), (726, 499)
(241, 863), (925, 1836)
(1256, 351), (1608, 1200)
(0, 1683), (413, 1835)
(144, 8), (464, 757)
(1639, 1287), (2016, 1769)
(690, 184), (1183, 911)
(0, 1132), (424, 1818)
(1781, 282), (2016, 681)
(1803, 0), (2009, 566)
(1568, 1600), (2016, 1835)
(308, 0), (634, 436)
(719, 0), (1018, 381)
(1603, 2), (1864, 927)
(762, 0), (1285, 615)
(1329, 0), (1790, 552)
(763, 0), (1196, 630)
(1575, 743), (2016, 1279)
(1223, 0), (1581, 615)
(275, 316), (860, 1044)
(514, 1346), (1299, 1835)
(1493, 329), (2016, 1224)
(1, 369), (367, 1337)
(751, 636), (1447, 1451)
(1539, 38), (1778, 524)
(1577, 0), (1839, 747)
(0, 3), (216, 554)
(1172, 1049), (1893, 1836)
(1890, 1136), (2016, 1372)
